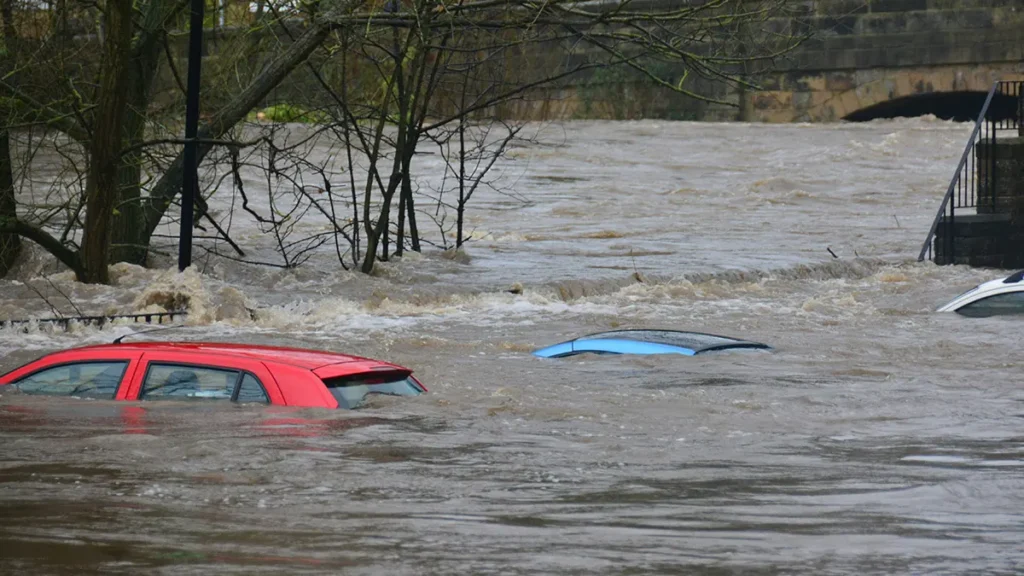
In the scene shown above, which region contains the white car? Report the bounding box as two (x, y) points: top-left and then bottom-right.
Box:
(937, 270), (1024, 317)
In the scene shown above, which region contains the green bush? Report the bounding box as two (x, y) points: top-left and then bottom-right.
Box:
(253, 104), (330, 124)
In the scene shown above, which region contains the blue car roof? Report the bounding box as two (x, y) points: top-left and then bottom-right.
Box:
(532, 329), (771, 358)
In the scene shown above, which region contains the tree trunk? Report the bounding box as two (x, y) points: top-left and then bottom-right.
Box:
(0, 0), (14, 42)
(395, 172), (405, 257)
(80, 0), (133, 283)
(110, 5), (172, 266)
(0, 4), (17, 277)
(361, 118), (406, 273)
(0, 130), (20, 277)
(110, 122), (148, 265)
(360, 173), (401, 274)
(361, 33), (412, 273)
(381, 201), (389, 260)
(456, 114), (465, 248)
(401, 140), (419, 252)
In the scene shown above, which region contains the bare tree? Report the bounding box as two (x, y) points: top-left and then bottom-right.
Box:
(0, 0), (342, 281)
(1, 0), (807, 281)
(309, 0), (807, 273)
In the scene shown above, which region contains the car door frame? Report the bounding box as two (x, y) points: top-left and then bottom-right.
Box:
(0, 349), (144, 399)
(122, 350), (283, 404)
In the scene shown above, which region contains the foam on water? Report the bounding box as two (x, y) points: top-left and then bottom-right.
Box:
(0, 255), (997, 350)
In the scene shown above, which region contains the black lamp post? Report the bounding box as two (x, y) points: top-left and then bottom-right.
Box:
(179, 0), (205, 271)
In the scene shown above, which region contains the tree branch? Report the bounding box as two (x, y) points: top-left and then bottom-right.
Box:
(0, 218), (84, 278)
(0, 87), (91, 141)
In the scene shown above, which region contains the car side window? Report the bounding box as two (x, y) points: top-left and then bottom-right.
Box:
(958, 291), (1024, 317)
(15, 361), (128, 399)
(142, 364), (239, 400)
(235, 374), (269, 404)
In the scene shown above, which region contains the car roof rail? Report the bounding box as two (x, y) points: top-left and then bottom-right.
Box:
(113, 323), (190, 344)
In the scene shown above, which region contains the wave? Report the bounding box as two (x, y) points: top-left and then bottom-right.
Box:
(544, 257), (900, 302)
(0, 257), (924, 349)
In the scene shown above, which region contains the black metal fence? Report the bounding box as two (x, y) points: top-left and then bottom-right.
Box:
(918, 80), (1023, 263)
(0, 311), (188, 331)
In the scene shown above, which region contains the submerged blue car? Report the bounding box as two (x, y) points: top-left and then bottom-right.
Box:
(532, 329), (771, 358)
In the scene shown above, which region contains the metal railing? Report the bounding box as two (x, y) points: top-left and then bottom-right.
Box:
(918, 80), (1023, 264)
(0, 311), (188, 331)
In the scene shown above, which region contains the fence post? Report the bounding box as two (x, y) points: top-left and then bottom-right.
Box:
(1018, 83), (1023, 137)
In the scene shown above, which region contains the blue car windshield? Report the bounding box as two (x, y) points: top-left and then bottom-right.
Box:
(533, 330), (770, 358)
(584, 330), (752, 351)
(322, 374), (423, 409)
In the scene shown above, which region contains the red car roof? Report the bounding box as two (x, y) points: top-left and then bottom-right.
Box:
(62, 342), (386, 370)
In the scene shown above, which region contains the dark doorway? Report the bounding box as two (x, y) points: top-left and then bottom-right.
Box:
(843, 91), (1019, 123)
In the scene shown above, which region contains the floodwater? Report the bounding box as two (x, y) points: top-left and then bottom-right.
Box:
(2, 118), (1023, 575)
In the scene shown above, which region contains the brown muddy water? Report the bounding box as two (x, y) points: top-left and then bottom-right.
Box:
(1, 119), (1023, 575)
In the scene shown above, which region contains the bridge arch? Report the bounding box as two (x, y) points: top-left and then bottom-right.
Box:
(842, 90), (1019, 123)
(793, 70), (1021, 123)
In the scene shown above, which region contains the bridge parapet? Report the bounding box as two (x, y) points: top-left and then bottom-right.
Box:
(748, 0), (1024, 122)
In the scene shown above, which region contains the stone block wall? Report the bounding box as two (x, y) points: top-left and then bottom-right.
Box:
(934, 214), (1024, 267)
(745, 0), (1024, 122)
(976, 137), (1024, 215)
(501, 0), (1024, 122)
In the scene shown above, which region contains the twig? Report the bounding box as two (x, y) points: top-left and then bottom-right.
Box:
(202, 211), (246, 257)
(45, 277), (84, 316)
(24, 281), (64, 318)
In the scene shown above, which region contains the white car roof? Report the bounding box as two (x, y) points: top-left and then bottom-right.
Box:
(937, 270), (1024, 312)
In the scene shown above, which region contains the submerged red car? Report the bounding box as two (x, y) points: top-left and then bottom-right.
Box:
(0, 342), (426, 409)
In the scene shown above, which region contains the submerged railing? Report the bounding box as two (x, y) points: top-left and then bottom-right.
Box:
(918, 80), (1023, 263)
(0, 311), (188, 330)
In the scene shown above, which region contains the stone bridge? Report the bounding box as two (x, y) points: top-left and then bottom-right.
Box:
(745, 0), (1024, 122)
(520, 0), (1024, 122)
(174, 0), (1024, 123)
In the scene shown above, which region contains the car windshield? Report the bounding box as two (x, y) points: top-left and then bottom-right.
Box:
(322, 374), (423, 409)
(584, 330), (756, 351)
(957, 291), (1024, 317)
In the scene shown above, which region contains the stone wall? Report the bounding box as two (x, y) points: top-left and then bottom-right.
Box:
(524, 0), (1024, 122)
(746, 0), (1024, 122)
(976, 137), (1024, 215)
(932, 213), (1024, 267)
